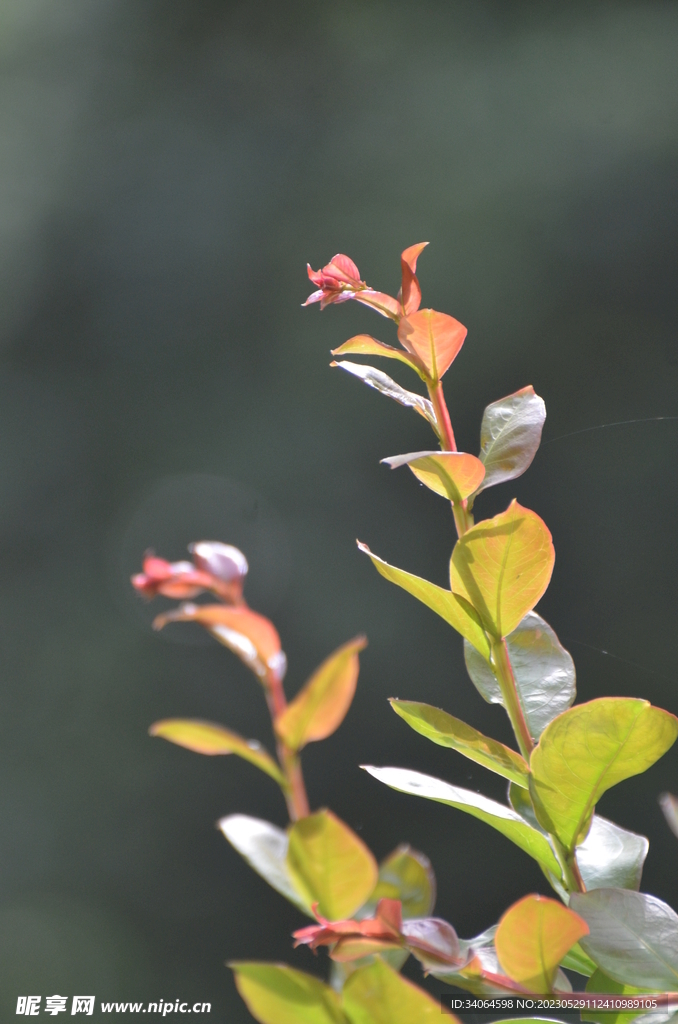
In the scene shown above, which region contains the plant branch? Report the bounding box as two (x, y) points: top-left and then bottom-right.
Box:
(264, 666), (310, 821)
(490, 639), (534, 761)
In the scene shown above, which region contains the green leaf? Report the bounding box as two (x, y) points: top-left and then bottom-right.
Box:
(449, 500), (554, 640)
(560, 942), (597, 978)
(363, 766), (562, 880)
(275, 636), (367, 751)
(357, 542), (490, 661)
(365, 844), (436, 919)
(475, 385), (546, 494)
(342, 959), (441, 1024)
(332, 362), (436, 426)
(575, 815), (648, 892)
(230, 962), (347, 1024)
(331, 335), (425, 378)
(571, 889), (678, 990)
(382, 451), (485, 504)
(659, 792), (678, 840)
(218, 814), (312, 915)
(286, 809), (378, 920)
(149, 719), (286, 787)
(530, 698), (678, 853)
(397, 308), (466, 381)
(495, 894), (589, 994)
(583, 969), (652, 1024)
(464, 611), (575, 741)
(390, 700), (529, 788)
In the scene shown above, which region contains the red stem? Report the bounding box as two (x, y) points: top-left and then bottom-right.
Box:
(264, 667), (310, 822)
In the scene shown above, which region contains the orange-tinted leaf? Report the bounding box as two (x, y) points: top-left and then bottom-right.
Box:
(275, 637), (366, 751)
(449, 499), (555, 639)
(286, 809), (378, 920)
(153, 603), (285, 681)
(495, 894), (589, 994)
(149, 719), (286, 786)
(399, 242), (428, 316)
(331, 335), (424, 377)
(397, 308), (467, 380)
(382, 451), (485, 503)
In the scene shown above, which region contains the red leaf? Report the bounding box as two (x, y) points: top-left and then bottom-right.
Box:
(399, 242), (428, 316)
(397, 309), (467, 380)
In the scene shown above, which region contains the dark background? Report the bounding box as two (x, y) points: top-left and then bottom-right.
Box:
(1, 0), (678, 1018)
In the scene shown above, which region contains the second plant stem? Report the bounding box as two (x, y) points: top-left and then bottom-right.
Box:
(264, 665), (310, 821)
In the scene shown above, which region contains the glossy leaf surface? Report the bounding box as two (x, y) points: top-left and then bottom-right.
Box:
(450, 500), (554, 640)
(275, 636), (366, 751)
(382, 451), (485, 504)
(287, 810), (378, 920)
(659, 792), (678, 839)
(583, 969), (651, 1024)
(530, 698), (678, 852)
(397, 308), (466, 380)
(332, 361), (436, 425)
(150, 719), (285, 786)
(575, 815), (648, 892)
(331, 335), (423, 376)
(363, 766), (562, 879)
(366, 845), (436, 919)
(231, 962), (347, 1024)
(464, 611), (575, 741)
(358, 543), (490, 660)
(571, 889), (678, 990)
(390, 700), (529, 788)
(153, 603), (283, 680)
(495, 894), (588, 994)
(342, 959), (444, 1024)
(218, 814), (312, 915)
(476, 386), (546, 493)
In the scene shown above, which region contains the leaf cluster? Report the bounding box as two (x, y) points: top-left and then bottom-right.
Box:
(132, 247), (678, 1022)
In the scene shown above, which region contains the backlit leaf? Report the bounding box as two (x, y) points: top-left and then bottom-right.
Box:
(397, 308), (466, 380)
(332, 361), (436, 426)
(150, 719), (286, 787)
(659, 792), (678, 839)
(390, 700), (529, 788)
(153, 603), (284, 681)
(560, 942), (597, 978)
(218, 814), (312, 915)
(495, 894), (588, 994)
(530, 698), (678, 853)
(286, 809), (378, 920)
(464, 611), (575, 741)
(571, 889), (678, 990)
(382, 451), (485, 504)
(575, 815), (648, 892)
(331, 336), (424, 377)
(366, 845), (436, 919)
(399, 242), (428, 316)
(476, 386), (546, 494)
(583, 969), (652, 1024)
(342, 959), (445, 1024)
(362, 766), (562, 880)
(358, 542), (490, 660)
(275, 636), (366, 751)
(231, 962), (347, 1024)
(450, 500), (554, 640)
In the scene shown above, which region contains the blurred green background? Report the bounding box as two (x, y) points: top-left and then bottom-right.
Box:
(1, 0), (678, 1018)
